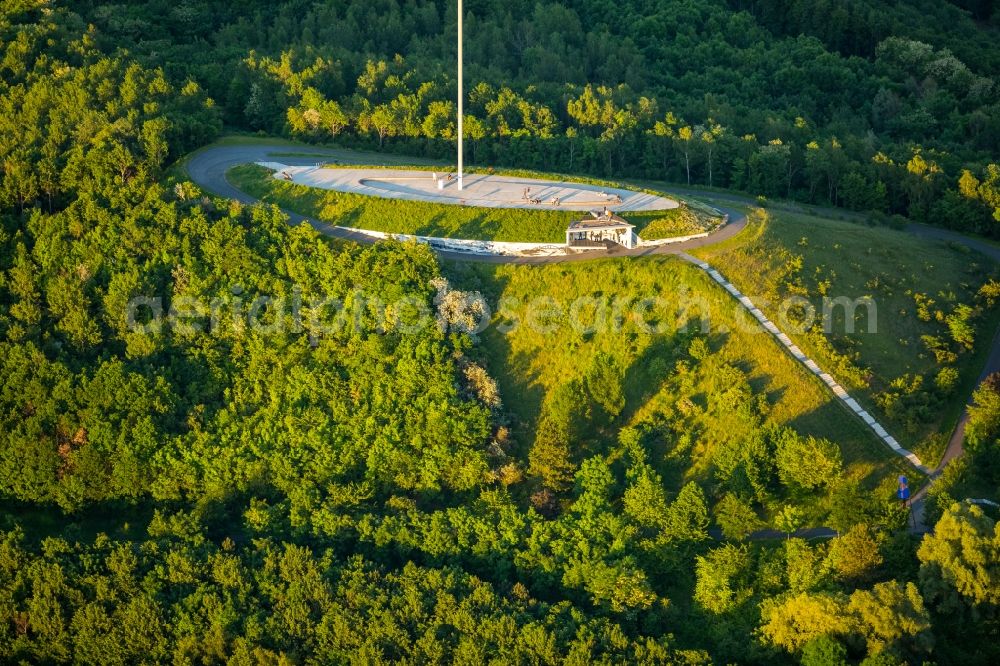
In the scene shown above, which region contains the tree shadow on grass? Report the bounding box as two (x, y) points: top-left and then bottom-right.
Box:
(620, 334), (681, 425)
(440, 261), (545, 459)
(329, 201), (364, 228)
(489, 341), (548, 458)
(785, 398), (909, 488)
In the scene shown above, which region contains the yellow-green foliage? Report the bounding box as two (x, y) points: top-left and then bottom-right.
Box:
(760, 582), (932, 656)
(695, 209), (1000, 462)
(632, 207), (705, 240)
(917, 502), (1000, 609)
(446, 256), (900, 494)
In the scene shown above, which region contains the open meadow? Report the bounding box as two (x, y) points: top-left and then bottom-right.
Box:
(694, 210), (1000, 466)
(444, 254), (914, 527)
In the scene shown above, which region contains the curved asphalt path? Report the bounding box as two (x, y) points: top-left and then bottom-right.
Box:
(186, 141), (1000, 534)
(185, 143), (749, 265)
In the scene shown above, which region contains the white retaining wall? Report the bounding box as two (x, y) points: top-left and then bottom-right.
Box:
(331, 227), (605, 257)
(638, 232), (710, 248)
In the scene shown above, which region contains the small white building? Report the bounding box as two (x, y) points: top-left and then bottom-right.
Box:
(566, 209), (637, 249)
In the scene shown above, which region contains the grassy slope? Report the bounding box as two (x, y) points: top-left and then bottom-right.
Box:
(208, 140), (989, 480)
(227, 164), (714, 243)
(693, 209), (1000, 466)
(231, 164), (577, 242)
(445, 255), (909, 523)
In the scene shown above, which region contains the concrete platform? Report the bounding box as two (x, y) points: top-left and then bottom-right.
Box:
(259, 162), (679, 212)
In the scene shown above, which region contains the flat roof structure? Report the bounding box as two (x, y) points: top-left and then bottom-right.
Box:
(567, 209), (635, 233)
(566, 209), (638, 249)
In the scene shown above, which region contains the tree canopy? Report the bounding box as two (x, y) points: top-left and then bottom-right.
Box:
(1, 1), (999, 663)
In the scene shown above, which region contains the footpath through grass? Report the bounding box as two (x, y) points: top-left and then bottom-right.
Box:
(445, 255), (910, 525)
(694, 209), (1000, 466)
(228, 164), (715, 243)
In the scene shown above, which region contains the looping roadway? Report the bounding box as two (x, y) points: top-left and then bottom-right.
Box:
(186, 141), (1000, 532)
(185, 142), (748, 264)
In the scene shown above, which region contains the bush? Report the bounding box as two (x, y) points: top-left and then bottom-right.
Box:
(800, 635), (849, 666)
(775, 430), (843, 491)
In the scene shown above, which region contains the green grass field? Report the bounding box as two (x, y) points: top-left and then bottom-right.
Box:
(694, 209), (1000, 466)
(445, 255), (911, 524)
(218, 144), (995, 481)
(227, 163), (716, 243)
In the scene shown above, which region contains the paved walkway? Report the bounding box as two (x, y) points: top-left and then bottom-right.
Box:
(185, 141), (1000, 532)
(679, 252), (931, 476)
(262, 162), (679, 212)
(909, 322), (1000, 529)
(185, 143), (748, 264)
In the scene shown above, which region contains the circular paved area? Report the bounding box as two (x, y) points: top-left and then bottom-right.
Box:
(186, 141), (1000, 523)
(186, 142), (748, 264)
(262, 163), (679, 212)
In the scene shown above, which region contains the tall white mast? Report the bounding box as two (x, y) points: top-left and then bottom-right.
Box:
(457, 0), (464, 190)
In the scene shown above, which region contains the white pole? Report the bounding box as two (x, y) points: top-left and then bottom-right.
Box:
(457, 0), (463, 191)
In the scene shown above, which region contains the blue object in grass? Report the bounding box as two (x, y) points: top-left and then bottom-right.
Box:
(897, 476), (910, 501)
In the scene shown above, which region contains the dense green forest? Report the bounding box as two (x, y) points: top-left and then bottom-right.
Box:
(1, 2), (1000, 664)
(58, 0), (1000, 235)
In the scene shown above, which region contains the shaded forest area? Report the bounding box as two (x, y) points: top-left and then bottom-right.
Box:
(0, 2), (999, 664)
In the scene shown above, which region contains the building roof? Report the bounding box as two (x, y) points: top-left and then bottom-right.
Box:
(567, 209), (634, 232)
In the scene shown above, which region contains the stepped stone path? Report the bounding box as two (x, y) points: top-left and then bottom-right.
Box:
(188, 141), (1000, 533)
(680, 252), (933, 476)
